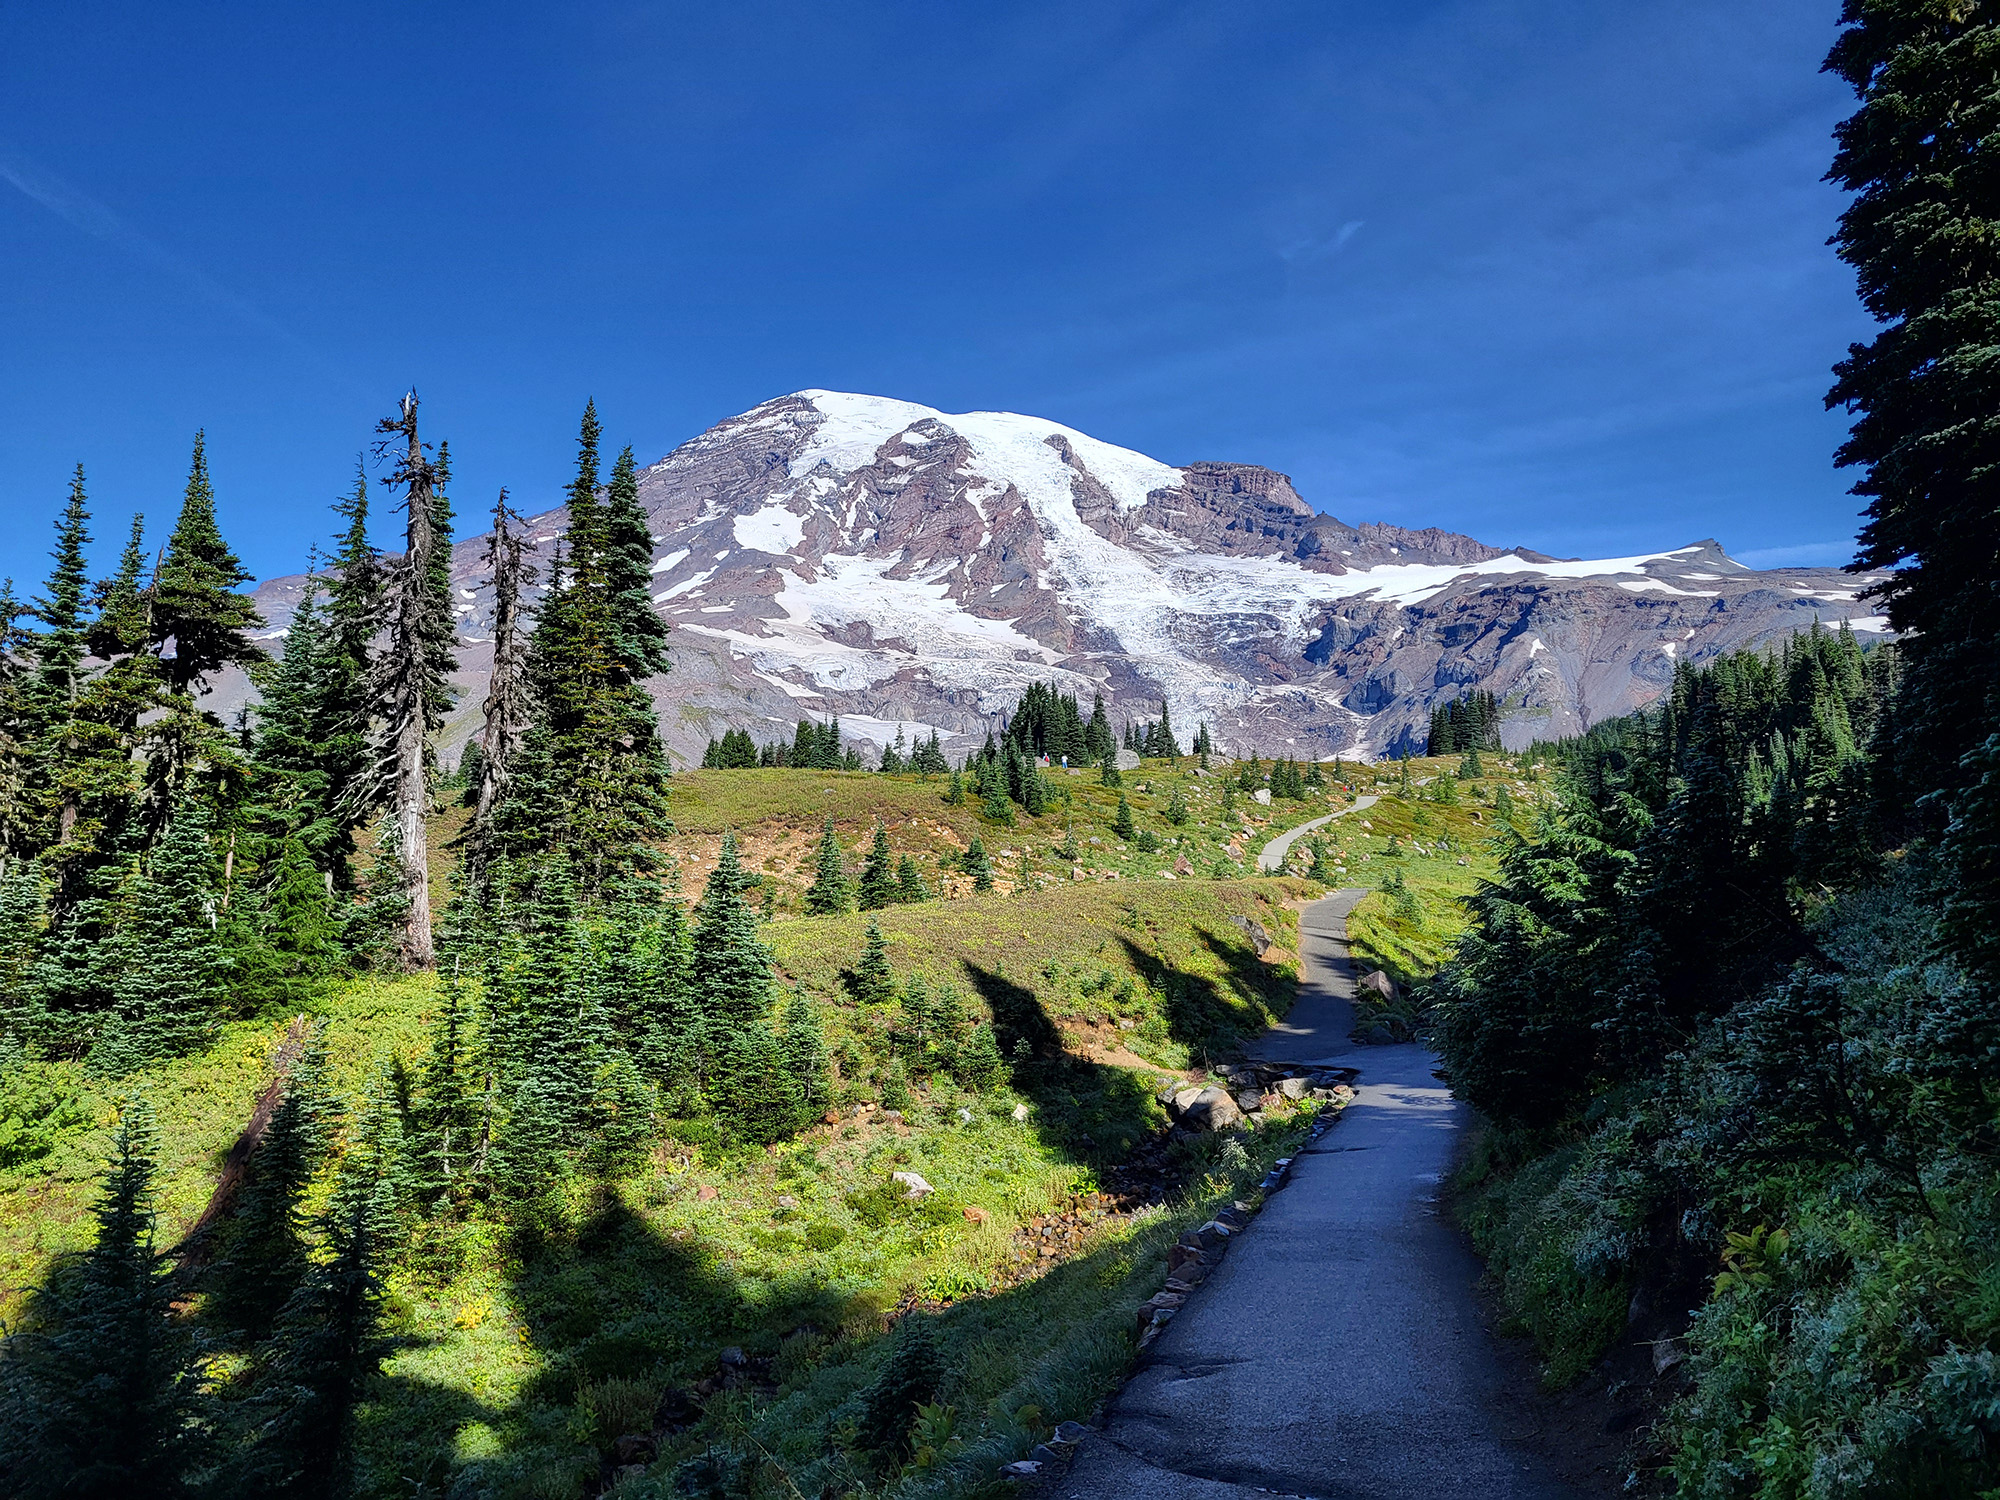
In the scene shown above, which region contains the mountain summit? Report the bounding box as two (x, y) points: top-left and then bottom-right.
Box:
(249, 390), (1888, 762)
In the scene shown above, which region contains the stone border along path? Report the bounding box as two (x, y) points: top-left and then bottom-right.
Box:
(1254, 794), (1379, 873)
(1046, 889), (1587, 1500)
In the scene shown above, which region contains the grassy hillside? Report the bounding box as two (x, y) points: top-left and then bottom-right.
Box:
(0, 758), (1346, 1499)
(662, 761), (1356, 902)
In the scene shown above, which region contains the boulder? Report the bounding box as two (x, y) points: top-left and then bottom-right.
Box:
(1253, 788), (1272, 805)
(1000, 1460), (1043, 1481)
(1181, 1086), (1242, 1131)
(1233, 1089), (1264, 1114)
(1169, 1086), (1207, 1117)
(957, 1107), (973, 1125)
(1274, 1076), (1309, 1100)
(696, 1184), (719, 1202)
(1011, 1102), (1031, 1122)
(891, 1171), (933, 1200)
(1230, 914), (1272, 955)
(1358, 969), (1396, 1003)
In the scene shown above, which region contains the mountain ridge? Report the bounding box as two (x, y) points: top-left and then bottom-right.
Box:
(238, 390), (1888, 762)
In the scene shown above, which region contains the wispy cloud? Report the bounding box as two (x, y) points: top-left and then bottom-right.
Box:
(0, 144), (334, 375)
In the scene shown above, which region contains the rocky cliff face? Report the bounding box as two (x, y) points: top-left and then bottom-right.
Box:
(244, 390), (1890, 763)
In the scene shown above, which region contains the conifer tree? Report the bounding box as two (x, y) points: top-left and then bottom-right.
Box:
(961, 836), (994, 893)
(779, 987), (832, 1117)
(496, 405), (671, 888)
(895, 854), (930, 904)
(805, 816), (852, 915)
(410, 969), (480, 1207)
(856, 821), (897, 910)
(0, 1100), (207, 1498)
(0, 859), (45, 1041)
(29, 466), (93, 723)
(603, 445), (670, 680)
(856, 1319), (944, 1459)
(250, 585), (367, 882)
(690, 834), (773, 1042)
(353, 393), (457, 967)
(1113, 794), (1136, 842)
(1825, 2), (2000, 816)
(149, 432), (266, 697)
(325, 461), (380, 674)
(955, 1021), (1005, 1092)
(470, 489), (535, 848)
(1085, 692), (1114, 764)
(96, 799), (223, 1070)
(911, 730), (948, 779)
(850, 918), (896, 1007)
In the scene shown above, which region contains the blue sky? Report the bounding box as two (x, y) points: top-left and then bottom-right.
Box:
(0, 0), (1870, 590)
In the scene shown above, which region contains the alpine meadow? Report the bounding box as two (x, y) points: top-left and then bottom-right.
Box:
(5, 3), (2000, 1500)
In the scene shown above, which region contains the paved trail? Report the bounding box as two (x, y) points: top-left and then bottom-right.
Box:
(1254, 795), (1379, 874)
(1055, 891), (1584, 1500)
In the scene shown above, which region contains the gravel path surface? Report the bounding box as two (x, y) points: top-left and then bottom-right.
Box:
(1253, 795), (1379, 873)
(1053, 890), (1585, 1500)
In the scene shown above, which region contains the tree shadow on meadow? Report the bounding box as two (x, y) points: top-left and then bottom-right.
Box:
(1115, 927), (1294, 1062)
(962, 963), (1163, 1167)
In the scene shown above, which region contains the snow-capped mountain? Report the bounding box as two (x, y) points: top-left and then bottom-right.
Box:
(248, 390), (1891, 763)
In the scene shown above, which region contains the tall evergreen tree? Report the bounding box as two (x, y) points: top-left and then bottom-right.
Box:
(1825, 2), (2000, 822)
(29, 466), (93, 722)
(469, 489), (535, 849)
(495, 405), (671, 888)
(779, 988), (832, 1117)
(325, 461), (380, 674)
(353, 393), (457, 967)
(603, 445), (671, 679)
(149, 433), (265, 697)
(234, 1139), (395, 1499)
(94, 799), (224, 1071)
(690, 835), (772, 1041)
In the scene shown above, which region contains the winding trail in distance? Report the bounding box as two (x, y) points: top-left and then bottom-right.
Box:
(1054, 889), (1587, 1500)
(1254, 794), (1379, 873)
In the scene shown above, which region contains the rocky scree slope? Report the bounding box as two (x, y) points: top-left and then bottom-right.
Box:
(243, 390), (1889, 763)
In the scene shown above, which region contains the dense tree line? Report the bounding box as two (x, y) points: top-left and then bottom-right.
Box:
(699, 719), (863, 771)
(1425, 690), (1501, 756)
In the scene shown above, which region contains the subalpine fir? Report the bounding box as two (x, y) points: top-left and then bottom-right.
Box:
(856, 822), (897, 910)
(95, 798), (224, 1071)
(151, 433), (267, 698)
(805, 816), (852, 914)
